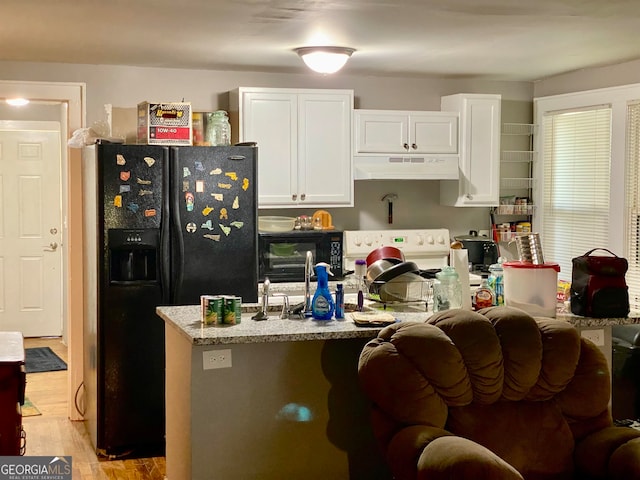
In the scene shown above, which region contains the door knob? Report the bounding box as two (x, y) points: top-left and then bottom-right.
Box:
(403, 143), (409, 150)
(50, 228), (58, 235)
(43, 242), (58, 252)
(411, 143), (417, 150)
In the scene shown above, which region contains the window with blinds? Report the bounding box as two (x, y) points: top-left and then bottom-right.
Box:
(542, 106), (612, 280)
(625, 101), (640, 311)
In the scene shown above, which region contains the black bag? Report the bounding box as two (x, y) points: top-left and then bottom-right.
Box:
(570, 248), (630, 318)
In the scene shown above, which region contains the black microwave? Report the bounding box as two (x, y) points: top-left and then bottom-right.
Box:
(258, 231), (344, 283)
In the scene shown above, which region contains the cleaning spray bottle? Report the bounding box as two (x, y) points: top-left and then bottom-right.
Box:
(312, 262), (335, 320)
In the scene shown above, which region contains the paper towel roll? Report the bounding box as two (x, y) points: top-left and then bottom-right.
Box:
(450, 248), (472, 310)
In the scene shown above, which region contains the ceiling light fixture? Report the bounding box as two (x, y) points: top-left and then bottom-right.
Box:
(294, 46), (355, 74)
(6, 98), (29, 107)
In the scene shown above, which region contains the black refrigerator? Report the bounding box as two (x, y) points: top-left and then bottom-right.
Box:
(82, 143), (258, 457)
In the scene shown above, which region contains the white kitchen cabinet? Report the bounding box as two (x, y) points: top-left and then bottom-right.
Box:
(354, 110), (458, 155)
(440, 94), (501, 206)
(230, 87), (354, 208)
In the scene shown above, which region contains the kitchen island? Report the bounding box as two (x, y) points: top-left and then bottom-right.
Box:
(157, 305), (640, 480)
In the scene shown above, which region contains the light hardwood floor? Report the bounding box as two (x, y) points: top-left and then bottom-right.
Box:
(22, 337), (166, 480)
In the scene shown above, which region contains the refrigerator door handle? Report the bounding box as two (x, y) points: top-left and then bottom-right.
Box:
(160, 147), (172, 303)
(169, 147), (185, 303)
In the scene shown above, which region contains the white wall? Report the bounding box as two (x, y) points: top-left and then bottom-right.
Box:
(0, 60), (534, 237)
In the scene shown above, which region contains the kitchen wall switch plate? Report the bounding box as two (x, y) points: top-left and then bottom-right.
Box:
(581, 329), (605, 346)
(203, 349), (232, 370)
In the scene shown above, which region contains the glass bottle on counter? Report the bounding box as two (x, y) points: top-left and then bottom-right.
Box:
(205, 110), (231, 146)
(433, 266), (462, 312)
(334, 284), (345, 319)
(355, 259), (367, 312)
(488, 260), (504, 306)
(474, 274), (495, 310)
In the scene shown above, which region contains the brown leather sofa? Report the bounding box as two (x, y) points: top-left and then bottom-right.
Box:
(358, 307), (640, 479)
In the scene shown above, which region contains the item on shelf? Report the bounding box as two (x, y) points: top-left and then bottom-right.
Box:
(137, 101), (192, 146)
(205, 110), (231, 146)
(258, 216), (296, 232)
(515, 197), (529, 214)
(294, 215), (313, 230)
(312, 210), (334, 230)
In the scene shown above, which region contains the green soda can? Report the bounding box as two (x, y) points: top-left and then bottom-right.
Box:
(201, 295), (223, 325)
(223, 296), (242, 325)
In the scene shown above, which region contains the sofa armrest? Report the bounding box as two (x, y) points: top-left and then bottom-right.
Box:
(387, 425), (523, 480)
(575, 426), (640, 478)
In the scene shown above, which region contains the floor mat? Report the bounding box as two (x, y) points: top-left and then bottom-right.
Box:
(22, 397), (41, 417)
(25, 347), (67, 373)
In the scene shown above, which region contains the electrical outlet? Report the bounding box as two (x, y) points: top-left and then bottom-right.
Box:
(203, 349), (232, 370)
(581, 329), (605, 346)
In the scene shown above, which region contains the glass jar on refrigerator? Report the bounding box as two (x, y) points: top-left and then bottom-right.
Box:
(206, 110), (231, 146)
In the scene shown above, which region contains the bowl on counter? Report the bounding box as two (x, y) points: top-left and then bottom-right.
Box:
(258, 216), (296, 232)
(365, 258), (403, 284)
(365, 246), (405, 266)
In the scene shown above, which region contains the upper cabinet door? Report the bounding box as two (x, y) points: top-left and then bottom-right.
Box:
(354, 110), (458, 154)
(237, 90), (298, 206)
(298, 92), (353, 206)
(440, 94), (501, 207)
(354, 111), (409, 154)
(410, 113), (458, 154)
(232, 87), (353, 208)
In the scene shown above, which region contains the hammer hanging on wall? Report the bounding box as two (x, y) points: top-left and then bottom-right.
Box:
(381, 193), (398, 224)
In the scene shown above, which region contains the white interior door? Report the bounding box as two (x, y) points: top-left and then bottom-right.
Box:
(0, 121), (63, 336)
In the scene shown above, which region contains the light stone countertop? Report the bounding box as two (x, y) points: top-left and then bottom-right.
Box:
(156, 303), (640, 346)
(156, 304), (427, 346)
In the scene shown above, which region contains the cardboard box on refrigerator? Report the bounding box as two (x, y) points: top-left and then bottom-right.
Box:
(137, 102), (192, 145)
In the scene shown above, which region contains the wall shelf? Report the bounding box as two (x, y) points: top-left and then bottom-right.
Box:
(502, 123), (536, 136)
(501, 150), (537, 163)
(494, 122), (537, 242)
(501, 177), (534, 189)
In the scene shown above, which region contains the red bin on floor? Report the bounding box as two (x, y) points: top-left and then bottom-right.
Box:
(0, 332), (26, 455)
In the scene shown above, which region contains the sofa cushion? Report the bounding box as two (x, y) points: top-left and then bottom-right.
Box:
(447, 400), (574, 479)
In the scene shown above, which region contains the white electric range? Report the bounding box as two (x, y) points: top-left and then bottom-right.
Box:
(264, 228), (481, 301)
(343, 228), (481, 285)
(344, 229), (450, 271)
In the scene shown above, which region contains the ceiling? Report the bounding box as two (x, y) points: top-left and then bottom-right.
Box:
(3, 0), (640, 82)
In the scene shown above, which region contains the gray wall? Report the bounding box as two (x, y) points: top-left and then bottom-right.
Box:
(534, 58), (640, 98)
(1, 60), (534, 237)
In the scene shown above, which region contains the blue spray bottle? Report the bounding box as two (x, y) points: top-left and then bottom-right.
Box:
(311, 262), (335, 320)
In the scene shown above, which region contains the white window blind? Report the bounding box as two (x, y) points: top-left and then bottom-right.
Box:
(625, 101), (640, 311)
(542, 106), (612, 280)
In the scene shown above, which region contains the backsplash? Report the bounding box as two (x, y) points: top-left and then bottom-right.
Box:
(260, 179), (491, 241)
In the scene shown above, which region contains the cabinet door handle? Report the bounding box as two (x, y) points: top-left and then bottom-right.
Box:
(301, 193), (306, 201)
(292, 194), (297, 201)
(403, 143), (409, 150)
(465, 193), (473, 200)
(411, 143), (417, 150)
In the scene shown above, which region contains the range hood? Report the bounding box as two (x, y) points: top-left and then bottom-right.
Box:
(354, 154), (459, 180)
